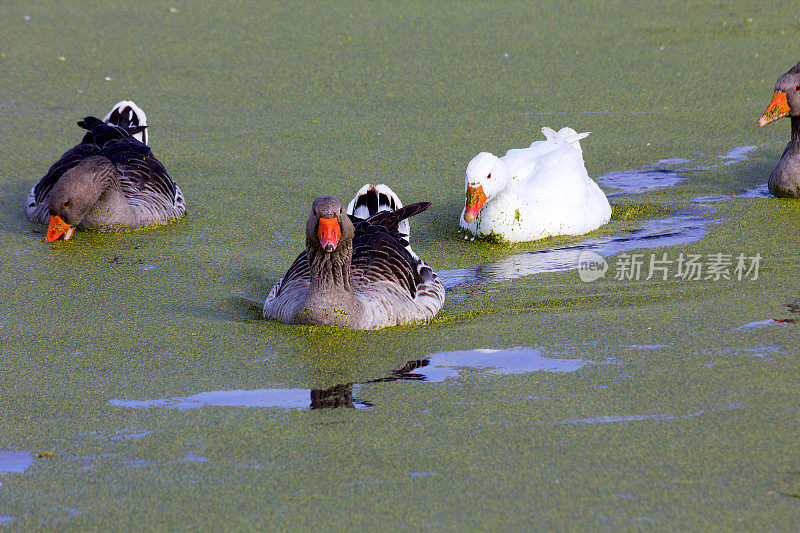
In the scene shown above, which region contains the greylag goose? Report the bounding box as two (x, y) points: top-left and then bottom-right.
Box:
(26, 102), (185, 241)
(758, 61), (800, 198)
(263, 184), (445, 330)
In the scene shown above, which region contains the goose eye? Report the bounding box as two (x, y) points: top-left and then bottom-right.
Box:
(796, 84), (800, 91)
(486, 173), (492, 179)
(63, 200), (71, 208)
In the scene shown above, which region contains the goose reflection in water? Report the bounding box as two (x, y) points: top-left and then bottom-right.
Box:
(310, 360), (430, 410)
(310, 384), (361, 410)
(110, 349), (597, 411)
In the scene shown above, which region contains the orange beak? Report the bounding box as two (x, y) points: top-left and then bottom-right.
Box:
(317, 217), (341, 252)
(758, 91), (791, 127)
(463, 184), (488, 223)
(46, 215), (75, 242)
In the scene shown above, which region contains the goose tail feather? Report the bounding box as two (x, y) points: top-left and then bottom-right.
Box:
(103, 100), (149, 145)
(347, 183), (419, 258)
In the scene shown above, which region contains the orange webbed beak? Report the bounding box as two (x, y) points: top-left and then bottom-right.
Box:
(758, 91), (791, 127)
(46, 215), (75, 242)
(317, 217), (341, 252)
(463, 184), (488, 223)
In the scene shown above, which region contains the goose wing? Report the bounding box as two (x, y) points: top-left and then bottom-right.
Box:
(100, 139), (179, 205)
(78, 116), (181, 207)
(357, 201), (430, 257)
(363, 201), (430, 233)
(30, 143), (101, 210)
(263, 249), (311, 322)
(266, 250), (310, 301)
(351, 224), (420, 298)
(350, 221), (445, 326)
(519, 144), (592, 204)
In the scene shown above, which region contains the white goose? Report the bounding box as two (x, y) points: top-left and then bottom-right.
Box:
(460, 127), (612, 243)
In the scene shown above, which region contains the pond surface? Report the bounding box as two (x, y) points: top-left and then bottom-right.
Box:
(0, 452), (33, 475)
(1, 1), (799, 529)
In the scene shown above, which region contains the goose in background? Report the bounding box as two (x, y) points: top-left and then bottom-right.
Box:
(461, 127), (612, 243)
(758, 61), (800, 198)
(26, 101), (185, 241)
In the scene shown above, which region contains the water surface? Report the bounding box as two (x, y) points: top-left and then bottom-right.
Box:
(440, 211), (713, 289)
(1, 2), (798, 530)
(110, 346), (605, 410)
(0, 451), (33, 474)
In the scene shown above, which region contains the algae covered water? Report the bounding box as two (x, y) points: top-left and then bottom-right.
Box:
(2, 1), (800, 529)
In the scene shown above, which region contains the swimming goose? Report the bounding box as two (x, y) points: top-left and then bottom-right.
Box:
(460, 127), (612, 243)
(263, 185), (445, 330)
(26, 103), (185, 241)
(758, 61), (800, 198)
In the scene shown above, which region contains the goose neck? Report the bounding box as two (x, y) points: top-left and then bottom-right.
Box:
(307, 241), (353, 294)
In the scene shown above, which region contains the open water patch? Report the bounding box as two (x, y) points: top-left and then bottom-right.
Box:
(734, 319), (792, 331)
(557, 403), (745, 426)
(717, 146), (758, 166)
(624, 344), (668, 350)
(440, 211), (713, 289)
(0, 451), (33, 474)
(725, 346), (783, 359)
(598, 146), (757, 195)
(111, 384), (374, 411)
(110, 348), (607, 411)
(401, 346), (600, 382)
(599, 168), (688, 194)
(110, 388), (312, 411)
(694, 184), (772, 203)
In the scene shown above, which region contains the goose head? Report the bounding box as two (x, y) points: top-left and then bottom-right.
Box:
(46, 156), (119, 241)
(758, 61), (800, 127)
(306, 196), (355, 253)
(463, 152), (510, 223)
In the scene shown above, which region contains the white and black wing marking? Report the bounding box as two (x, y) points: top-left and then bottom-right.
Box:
(347, 183), (416, 259)
(104, 100), (148, 145)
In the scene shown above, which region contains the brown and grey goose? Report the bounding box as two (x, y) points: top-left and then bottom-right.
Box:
(26, 101), (185, 241)
(263, 184), (445, 330)
(758, 61), (800, 198)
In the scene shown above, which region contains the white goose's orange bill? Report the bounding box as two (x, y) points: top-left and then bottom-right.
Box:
(463, 184), (487, 223)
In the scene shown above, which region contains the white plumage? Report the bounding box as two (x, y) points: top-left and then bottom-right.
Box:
(460, 127), (612, 243)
